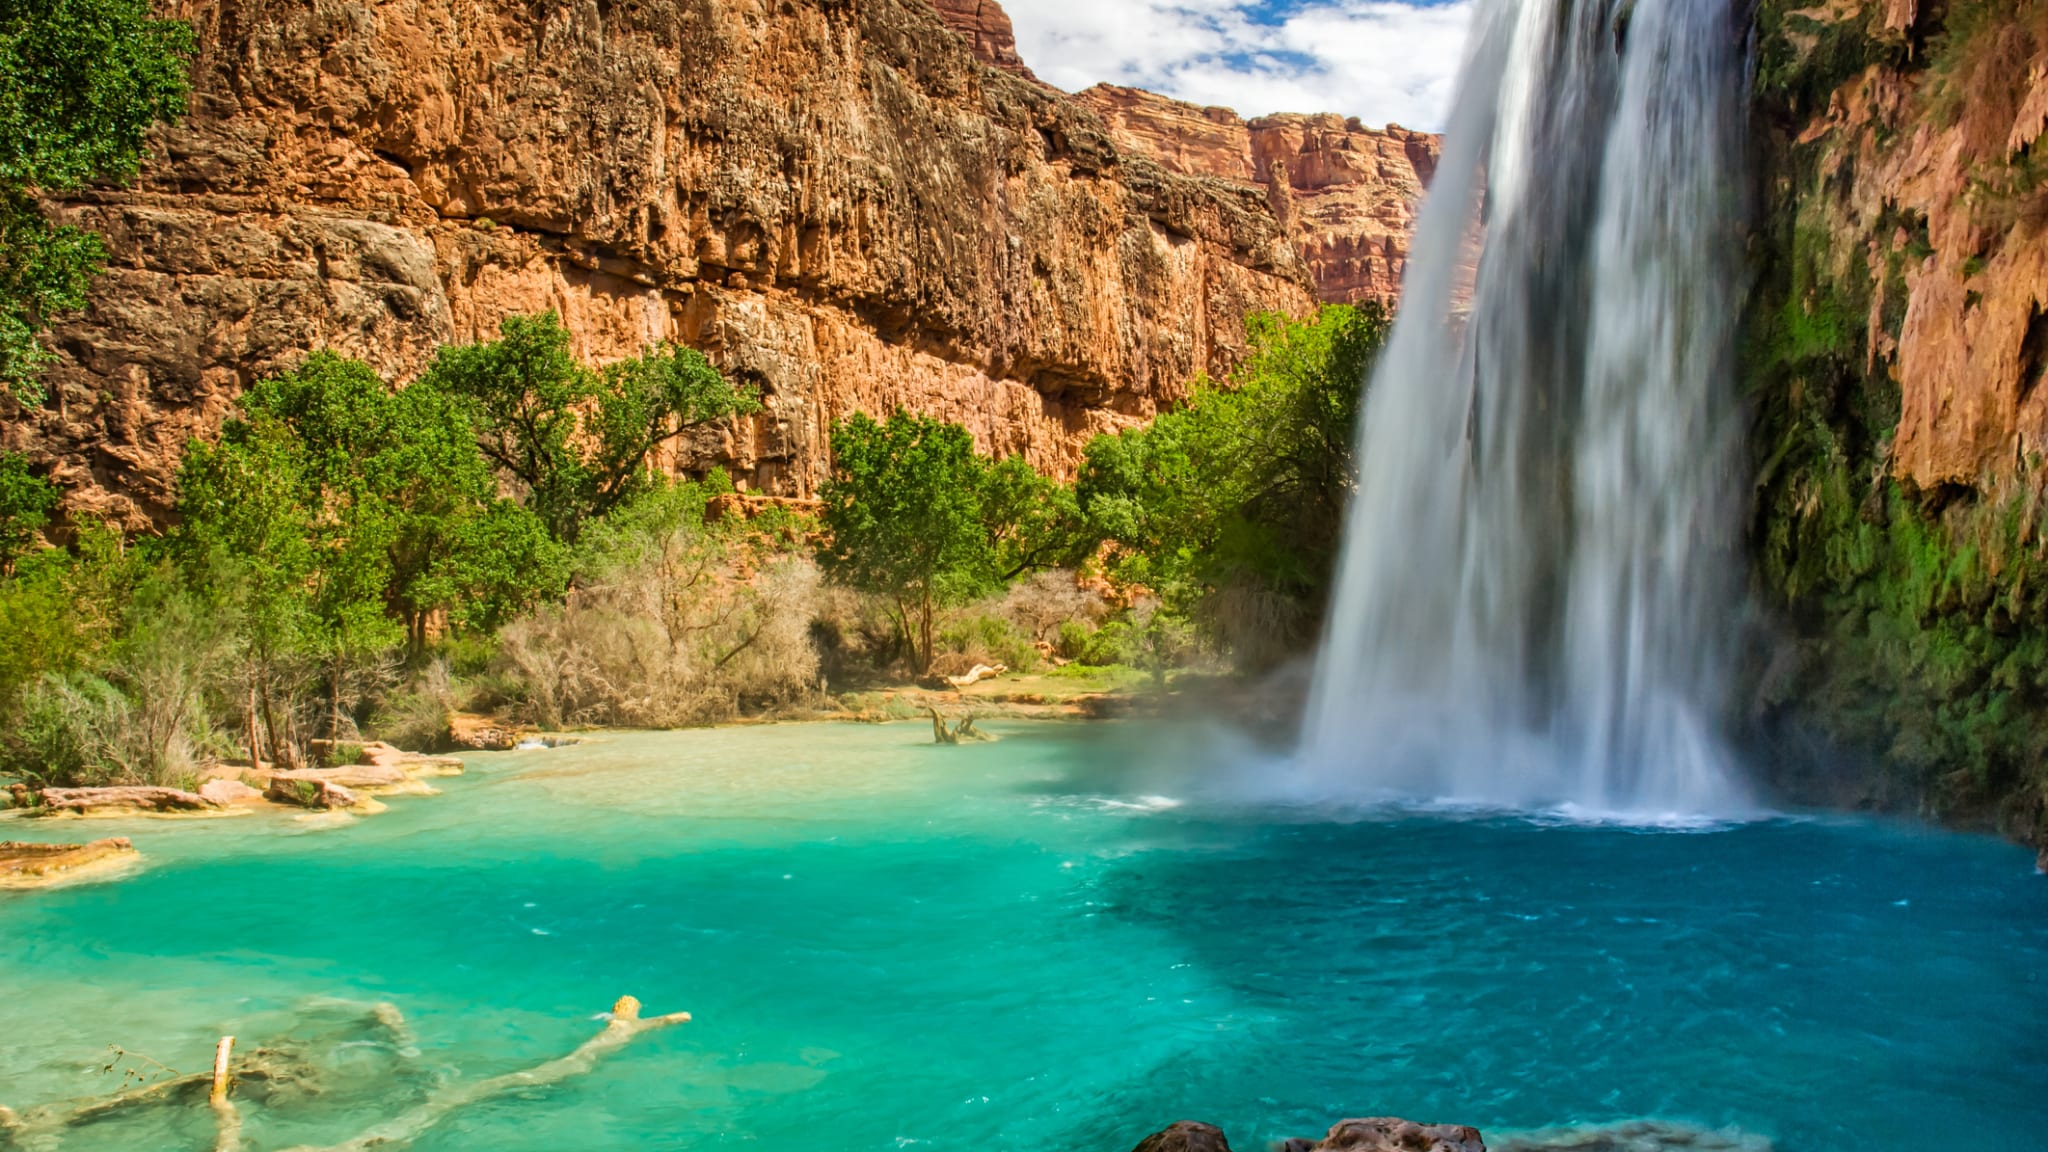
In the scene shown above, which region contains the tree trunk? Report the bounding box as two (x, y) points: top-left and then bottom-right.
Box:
(919, 588), (935, 673)
(246, 684), (263, 772)
(257, 665), (285, 770)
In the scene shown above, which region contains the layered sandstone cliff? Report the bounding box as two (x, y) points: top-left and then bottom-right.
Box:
(7, 0), (1416, 528)
(1075, 85), (1438, 308)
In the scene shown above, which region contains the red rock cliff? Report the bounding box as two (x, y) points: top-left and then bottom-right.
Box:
(1075, 85), (1439, 309)
(10, 0), (1437, 528)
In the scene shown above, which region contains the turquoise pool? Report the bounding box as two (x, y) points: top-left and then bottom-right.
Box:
(1, 721), (2042, 1150)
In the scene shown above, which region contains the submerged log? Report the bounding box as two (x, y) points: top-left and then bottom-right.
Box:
(284, 996), (689, 1152)
(928, 707), (996, 745)
(37, 787), (219, 815)
(0, 1003), (412, 1149)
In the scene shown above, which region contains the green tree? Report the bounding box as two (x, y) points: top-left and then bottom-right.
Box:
(175, 353), (566, 754)
(817, 411), (998, 673)
(0, 0), (191, 402)
(421, 313), (761, 541)
(0, 449), (58, 571)
(1078, 303), (1388, 666)
(980, 454), (1097, 580)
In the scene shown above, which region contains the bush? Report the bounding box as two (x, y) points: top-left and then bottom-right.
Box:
(497, 483), (823, 727)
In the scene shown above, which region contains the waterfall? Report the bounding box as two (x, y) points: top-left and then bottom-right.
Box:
(1302, 0), (1748, 815)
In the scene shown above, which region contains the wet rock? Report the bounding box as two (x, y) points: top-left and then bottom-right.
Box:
(1282, 1118), (1487, 1152)
(1132, 1121), (1235, 1152)
(37, 786), (220, 815)
(0, 838), (138, 889)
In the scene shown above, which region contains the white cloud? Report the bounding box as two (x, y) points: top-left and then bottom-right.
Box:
(1002, 0), (1474, 132)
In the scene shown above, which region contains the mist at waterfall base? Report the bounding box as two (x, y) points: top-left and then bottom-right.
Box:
(1301, 0), (1751, 819)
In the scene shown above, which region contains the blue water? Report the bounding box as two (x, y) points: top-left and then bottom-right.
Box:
(1, 722), (2042, 1151)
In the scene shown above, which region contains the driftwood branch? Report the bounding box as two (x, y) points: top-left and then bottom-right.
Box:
(210, 1035), (240, 1152)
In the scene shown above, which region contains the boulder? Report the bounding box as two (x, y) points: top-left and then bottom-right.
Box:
(1283, 1118), (1488, 1152)
(1133, 1122), (1235, 1152)
(265, 774), (363, 810)
(37, 786), (220, 815)
(446, 712), (521, 752)
(0, 838), (138, 889)
(198, 779), (266, 806)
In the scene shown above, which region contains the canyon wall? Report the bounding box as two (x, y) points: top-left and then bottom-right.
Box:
(1075, 85), (1438, 309)
(1742, 0), (2048, 843)
(4, 0), (1445, 528)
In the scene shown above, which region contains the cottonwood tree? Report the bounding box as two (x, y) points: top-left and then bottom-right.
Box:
(176, 353), (564, 758)
(421, 313), (762, 542)
(817, 411), (998, 673)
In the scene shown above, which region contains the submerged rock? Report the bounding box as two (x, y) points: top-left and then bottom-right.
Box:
(1489, 1121), (1771, 1151)
(0, 838), (138, 889)
(36, 786), (221, 816)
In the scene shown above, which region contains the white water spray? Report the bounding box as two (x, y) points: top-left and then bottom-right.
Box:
(1303, 0), (1749, 815)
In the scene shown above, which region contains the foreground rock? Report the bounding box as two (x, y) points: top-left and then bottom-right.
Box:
(1132, 1118), (1485, 1152)
(0, 838), (139, 889)
(1133, 1122), (1234, 1152)
(34, 786), (221, 816)
(1284, 1118), (1487, 1152)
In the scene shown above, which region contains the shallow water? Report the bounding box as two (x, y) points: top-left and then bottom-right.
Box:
(1, 722), (2043, 1151)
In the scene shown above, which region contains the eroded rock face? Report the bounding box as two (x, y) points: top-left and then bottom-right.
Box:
(10, 0), (1339, 528)
(1076, 85), (1439, 308)
(1762, 4), (2048, 491)
(928, 0), (1035, 80)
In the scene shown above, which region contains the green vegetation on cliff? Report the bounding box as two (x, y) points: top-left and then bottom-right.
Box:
(1078, 303), (1388, 669)
(1744, 0), (2048, 841)
(0, 0), (191, 402)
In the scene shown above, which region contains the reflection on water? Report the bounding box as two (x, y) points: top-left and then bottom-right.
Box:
(1, 722), (2043, 1151)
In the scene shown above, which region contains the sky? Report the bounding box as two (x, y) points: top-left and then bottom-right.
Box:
(1002, 0), (1474, 132)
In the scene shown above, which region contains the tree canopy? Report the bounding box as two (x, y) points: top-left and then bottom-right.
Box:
(422, 312), (761, 542)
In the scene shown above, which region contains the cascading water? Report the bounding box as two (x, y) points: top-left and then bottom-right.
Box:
(1302, 0), (1748, 815)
